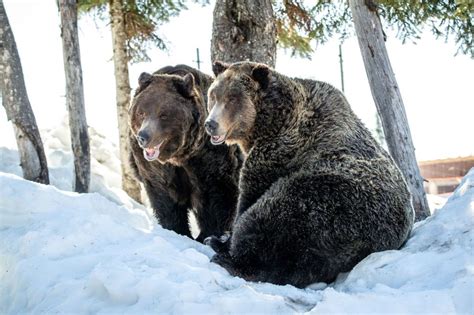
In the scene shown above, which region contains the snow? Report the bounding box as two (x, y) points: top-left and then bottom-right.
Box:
(0, 117), (146, 214)
(1, 121), (473, 314)
(427, 193), (448, 215)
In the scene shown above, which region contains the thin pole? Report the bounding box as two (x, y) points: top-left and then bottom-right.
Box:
(339, 44), (345, 93)
(195, 48), (201, 70)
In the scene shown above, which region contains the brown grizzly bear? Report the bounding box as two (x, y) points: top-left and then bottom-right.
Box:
(204, 61), (414, 287)
(128, 65), (242, 242)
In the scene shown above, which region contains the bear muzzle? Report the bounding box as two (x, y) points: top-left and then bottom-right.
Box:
(205, 119), (227, 145)
(143, 141), (164, 161)
(137, 130), (150, 148)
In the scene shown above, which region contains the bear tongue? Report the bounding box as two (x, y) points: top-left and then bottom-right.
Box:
(212, 135), (225, 142)
(143, 142), (163, 161)
(143, 147), (159, 161)
(145, 148), (156, 155)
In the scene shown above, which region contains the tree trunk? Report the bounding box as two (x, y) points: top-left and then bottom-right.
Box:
(349, 0), (430, 221)
(59, 0), (90, 193)
(211, 0), (276, 67)
(0, 1), (49, 184)
(109, 0), (141, 202)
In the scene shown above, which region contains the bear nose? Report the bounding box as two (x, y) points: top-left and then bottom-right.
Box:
(137, 130), (150, 148)
(204, 120), (219, 135)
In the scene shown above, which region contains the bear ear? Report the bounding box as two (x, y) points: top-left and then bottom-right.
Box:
(138, 72), (153, 87)
(251, 64), (270, 89)
(212, 61), (229, 77)
(176, 73), (195, 97)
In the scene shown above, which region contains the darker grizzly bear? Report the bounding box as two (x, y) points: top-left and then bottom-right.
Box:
(204, 61), (414, 287)
(128, 65), (242, 242)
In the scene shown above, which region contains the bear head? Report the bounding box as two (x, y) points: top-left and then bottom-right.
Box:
(129, 72), (205, 165)
(205, 61), (270, 151)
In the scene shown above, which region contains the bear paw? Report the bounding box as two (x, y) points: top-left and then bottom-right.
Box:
(204, 232), (232, 254)
(211, 252), (234, 271)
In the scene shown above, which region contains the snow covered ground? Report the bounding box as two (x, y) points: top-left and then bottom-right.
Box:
(0, 121), (473, 314)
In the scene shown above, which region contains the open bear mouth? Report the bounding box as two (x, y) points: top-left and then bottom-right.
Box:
(143, 141), (163, 161)
(210, 134), (226, 145)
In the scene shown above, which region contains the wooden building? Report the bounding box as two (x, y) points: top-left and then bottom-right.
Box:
(419, 156), (474, 195)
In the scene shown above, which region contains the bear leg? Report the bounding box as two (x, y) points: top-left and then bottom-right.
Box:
(144, 180), (192, 238)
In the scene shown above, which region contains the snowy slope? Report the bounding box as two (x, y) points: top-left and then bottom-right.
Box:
(311, 168), (474, 314)
(0, 118), (146, 214)
(0, 122), (473, 314)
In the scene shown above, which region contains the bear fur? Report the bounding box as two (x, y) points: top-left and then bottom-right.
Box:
(128, 64), (242, 242)
(204, 61), (414, 287)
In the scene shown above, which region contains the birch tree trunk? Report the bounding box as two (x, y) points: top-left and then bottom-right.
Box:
(59, 0), (90, 193)
(109, 0), (141, 202)
(0, 1), (49, 184)
(211, 0), (276, 67)
(349, 0), (430, 221)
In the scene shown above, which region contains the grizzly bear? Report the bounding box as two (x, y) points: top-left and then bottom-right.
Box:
(204, 61), (414, 288)
(128, 65), (242, 242)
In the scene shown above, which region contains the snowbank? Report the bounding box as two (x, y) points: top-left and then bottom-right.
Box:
(311, 168), (474, 314)
(0, 121), (472, 314)
(0, 118), (146, 214)
(0, 173), (324, 314)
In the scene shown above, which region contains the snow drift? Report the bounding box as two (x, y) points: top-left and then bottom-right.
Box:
(0, 121), (472, 314)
